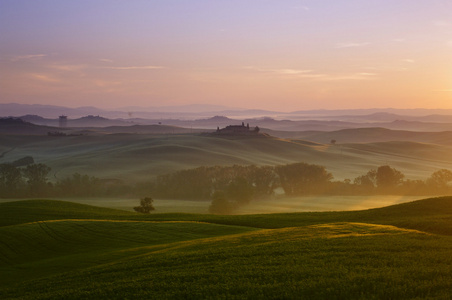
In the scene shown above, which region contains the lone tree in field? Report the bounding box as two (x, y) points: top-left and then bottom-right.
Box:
(134, 197), (155, 213)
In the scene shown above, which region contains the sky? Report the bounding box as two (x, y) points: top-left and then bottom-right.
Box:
(1, 0), (452, 111)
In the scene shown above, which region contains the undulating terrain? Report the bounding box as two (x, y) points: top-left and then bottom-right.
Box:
(1, 197), (452, 299)
(2, 115), (452, 184)
(2, 107), (452, 298)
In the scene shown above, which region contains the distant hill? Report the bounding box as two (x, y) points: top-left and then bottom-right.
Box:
(4, 102), (452, 122)
(300, 127), (452, 145)
(19, 114), (133, 127)
(0, 117), (63, 135)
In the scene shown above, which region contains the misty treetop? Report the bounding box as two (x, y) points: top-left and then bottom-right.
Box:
(1, 162), (452, 200)
(0, 163), (51, 197)
(145, 163), (452, 201)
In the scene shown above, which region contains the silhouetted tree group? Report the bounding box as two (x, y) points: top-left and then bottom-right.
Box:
(0, 163), (52, 197)
(2, 160), (452, 210)
(0, 163), (131, 198)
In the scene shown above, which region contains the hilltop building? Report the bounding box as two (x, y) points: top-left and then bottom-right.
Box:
(59, 115), (67, 128)
(215, 122), (260, 135)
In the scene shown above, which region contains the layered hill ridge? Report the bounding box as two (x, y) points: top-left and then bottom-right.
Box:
(2, 129), (452, 182)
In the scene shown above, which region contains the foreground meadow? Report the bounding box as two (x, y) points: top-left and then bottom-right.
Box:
(1, 197), (452, 299)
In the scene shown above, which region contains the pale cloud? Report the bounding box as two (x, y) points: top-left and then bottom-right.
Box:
(243, 66), (312, 75)
(335, 42), (370, 49)
(28, 73), (60, 83)
(434, 89), (452, 92)
(11, 54), (47, 62)
(49, 64), (87, 72)
(93, 80), (122, 87)
(272, 69), (313, 75)
(99, 58), (114, 63)
(402, 59), (415, 63)
(244, 66), (377, 81)
(107, 65), (165, 70)
(318, 73), (377, 81)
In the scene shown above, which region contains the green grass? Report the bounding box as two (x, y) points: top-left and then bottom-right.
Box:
(4, 133), (452, 183)
(1, 197), (452, 299)
(0, 199), (136, 227)
(0, 219), (256, 287)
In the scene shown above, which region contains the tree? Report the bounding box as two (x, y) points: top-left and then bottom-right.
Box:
(375, 165), (404, 192)
(226, 177), (254, 204)
(426, 169), (452, 193)
(353, 169), (376, 191)
(0, 164), (24, 197)
(56, 173), (102, 196)
(22, 163), (51, 196)
(275, 162), (333, 195)
(250, 165), (278, 196)
(208, 191), (236, 214)
(134, 197), (155, 213)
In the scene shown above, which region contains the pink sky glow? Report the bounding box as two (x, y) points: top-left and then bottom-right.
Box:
(1, 0), (452, 111)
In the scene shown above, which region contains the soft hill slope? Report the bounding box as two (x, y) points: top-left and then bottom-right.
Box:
(0, 200), (136, 227)
(1, 197), (452, 299)
(189, 196), (452, 235)
(0, 219), (256, 286)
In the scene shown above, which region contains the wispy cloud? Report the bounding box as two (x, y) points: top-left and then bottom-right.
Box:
(243, 66), (312, 75)
(434, 89), (452, 92)
(272, 68), (313, 75)
(244, 66), (377, 81)
(11, 54), (47, 62)
(28, 73), (60, 83)
(106, 65), (165, 70)
(335, 42), (370, 49)
(49, 64), (87, 72)
(99, 58), (114, 63)
(319, 73), (377, 81)
(402, 59), (415, 63)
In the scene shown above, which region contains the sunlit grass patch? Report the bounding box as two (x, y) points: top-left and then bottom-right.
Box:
(3, 224), (451, 299)
(0, 219), (257, 286)
(1, 198), (452, 299)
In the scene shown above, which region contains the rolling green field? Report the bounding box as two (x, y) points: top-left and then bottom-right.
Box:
(2, 132), (452, 183)
(1, 197), (452, 299)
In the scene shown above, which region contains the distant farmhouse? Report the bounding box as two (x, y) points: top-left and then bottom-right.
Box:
(215, 122), (260, 135)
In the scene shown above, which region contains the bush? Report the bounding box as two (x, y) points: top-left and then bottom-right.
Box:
(134, 197), (155, 213)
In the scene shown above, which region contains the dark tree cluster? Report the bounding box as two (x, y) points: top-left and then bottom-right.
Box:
(147, 164), (286, 200)
(349, 166), (452, 195)
(0, 163), (51, 197)
(134, 197), (155, 213)
(0, 163), (131, 198)
(2, 160), (452, 213)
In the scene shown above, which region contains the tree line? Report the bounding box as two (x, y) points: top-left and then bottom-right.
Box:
(0, 162), (132, 198)
(2, 161), (452, 204)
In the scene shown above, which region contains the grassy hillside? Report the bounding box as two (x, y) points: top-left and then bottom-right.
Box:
(1, 197), (452, 299)
(0, 200), (135, 227)
(2, 132), (452, 183)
